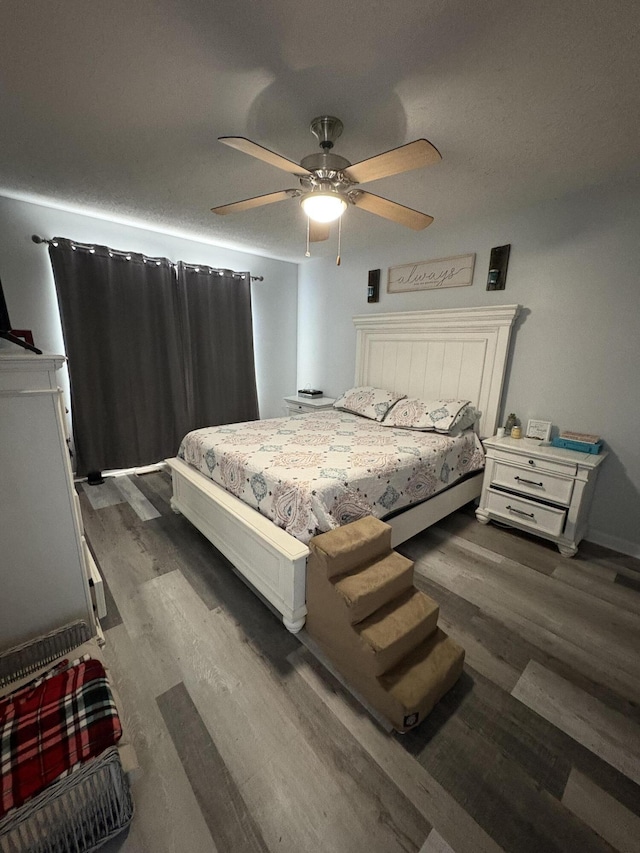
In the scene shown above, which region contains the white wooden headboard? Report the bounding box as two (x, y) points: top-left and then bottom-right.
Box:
(353, 305), (520, 438)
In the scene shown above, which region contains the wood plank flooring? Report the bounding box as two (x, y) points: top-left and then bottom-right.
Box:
(83, 471), (640, 853)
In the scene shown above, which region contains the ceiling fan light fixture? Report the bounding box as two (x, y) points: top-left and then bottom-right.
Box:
(301, 191), (347, 223)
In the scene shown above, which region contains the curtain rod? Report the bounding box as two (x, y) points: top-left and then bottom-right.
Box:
(31, 235), (264, 282)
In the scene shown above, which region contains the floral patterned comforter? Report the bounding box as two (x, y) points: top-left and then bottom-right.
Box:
(178, 410), (484, 544)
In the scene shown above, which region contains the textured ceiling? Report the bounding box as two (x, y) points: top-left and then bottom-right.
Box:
(1, 0), (638, 261)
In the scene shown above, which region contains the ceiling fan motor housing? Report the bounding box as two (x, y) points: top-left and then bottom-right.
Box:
(303, 120), (355, 198)
(299, 151), (354, 197)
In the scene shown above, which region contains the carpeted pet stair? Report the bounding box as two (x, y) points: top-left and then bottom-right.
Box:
(306, 516), (464, 732)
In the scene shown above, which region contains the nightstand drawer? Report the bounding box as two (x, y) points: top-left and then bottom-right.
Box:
(283, 395), (336, 416)
(486, 488), (566, 538)
(490, 448), (577, 477)
(491, 461), (574, 506)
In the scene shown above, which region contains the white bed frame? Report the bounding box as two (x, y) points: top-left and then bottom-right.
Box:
(167, 304), (520, 632)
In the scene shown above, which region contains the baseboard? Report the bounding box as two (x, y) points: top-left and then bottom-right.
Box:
(73, 461), (168, 484)
(586, 529), (640, 559)
(133, 462), (168, 476)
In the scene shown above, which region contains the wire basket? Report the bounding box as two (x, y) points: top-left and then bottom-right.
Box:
(0, 746), (134, 853)
(0, 621), (92, 689)
(0, 624), (134, 852)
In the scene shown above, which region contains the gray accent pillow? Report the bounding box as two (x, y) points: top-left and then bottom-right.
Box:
(381, 397), (474, 433)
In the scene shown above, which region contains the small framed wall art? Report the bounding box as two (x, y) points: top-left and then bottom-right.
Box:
(526, 419), (552, 443)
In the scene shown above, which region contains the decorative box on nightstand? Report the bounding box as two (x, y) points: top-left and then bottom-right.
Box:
(475, 436), (607, 556)
(283, 394), (336, 415)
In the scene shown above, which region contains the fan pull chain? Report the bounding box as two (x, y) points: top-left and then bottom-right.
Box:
(336, 215), (342, 266)
(305, 217), (311, 257)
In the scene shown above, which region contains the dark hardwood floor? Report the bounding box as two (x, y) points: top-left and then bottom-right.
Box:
(83, 471), (640, 853)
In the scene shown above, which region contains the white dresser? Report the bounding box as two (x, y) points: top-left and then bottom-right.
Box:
(283, 394), (336, 415)
(0, 347), (98, 651)
(476, 435), (607, 556)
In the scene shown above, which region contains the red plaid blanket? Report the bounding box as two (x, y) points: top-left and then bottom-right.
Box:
(1, 656), (122, 817)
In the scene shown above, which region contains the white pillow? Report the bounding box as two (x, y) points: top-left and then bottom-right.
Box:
(333, 386), (405, 422)
(382, 397), (474, 433)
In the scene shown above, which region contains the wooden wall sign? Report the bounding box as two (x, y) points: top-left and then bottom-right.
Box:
(387, 253), (475, 293)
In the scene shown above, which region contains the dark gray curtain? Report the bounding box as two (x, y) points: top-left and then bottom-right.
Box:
(50, 239), (259, 476)
(50, 240), (189, 475)
(176, 263), (259, 429)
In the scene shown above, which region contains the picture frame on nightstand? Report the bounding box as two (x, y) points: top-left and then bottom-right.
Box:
(526, 418), (552, 443)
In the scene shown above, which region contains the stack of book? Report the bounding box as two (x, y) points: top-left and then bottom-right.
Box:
(551, 430), (602, 454)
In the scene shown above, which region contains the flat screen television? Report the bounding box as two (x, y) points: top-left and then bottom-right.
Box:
(0, 277), (42, 353)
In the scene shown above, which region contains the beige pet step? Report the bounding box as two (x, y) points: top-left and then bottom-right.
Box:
(355, 588), (440, 676)
(312, 516), (392, 579)
(378, 627), (465, 729)
(334, 551), (414, 624)
(306, 516), (465, 732)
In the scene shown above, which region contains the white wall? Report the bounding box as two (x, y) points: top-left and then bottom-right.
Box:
(298, 178), (640, 557)
(0, 195), (298, 420)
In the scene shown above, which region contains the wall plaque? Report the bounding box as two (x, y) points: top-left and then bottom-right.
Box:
(388, 253), (475, 293)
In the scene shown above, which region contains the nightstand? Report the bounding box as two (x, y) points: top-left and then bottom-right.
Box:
(475, 436), (607, 556)
(283, 394), (336, 415)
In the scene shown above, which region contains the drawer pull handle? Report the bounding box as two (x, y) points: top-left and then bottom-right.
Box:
(528, 459), (536, 466)
(506, 505), (535, 519)
(514, 476), (543, 487)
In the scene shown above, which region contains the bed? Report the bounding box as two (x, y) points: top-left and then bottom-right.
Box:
(178, 410), (486, 544)
(166, 304), (520, 632)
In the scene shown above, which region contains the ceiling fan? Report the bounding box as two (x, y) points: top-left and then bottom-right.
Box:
(211, 116), (441, 245)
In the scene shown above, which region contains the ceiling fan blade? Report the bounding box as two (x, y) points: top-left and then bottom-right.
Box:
(309, 220), (330, 242)
(219, 137), (311, 176)
(211, 190), (297, 215)
(343, 139), (441, 184)
(352, 191), (434, 230)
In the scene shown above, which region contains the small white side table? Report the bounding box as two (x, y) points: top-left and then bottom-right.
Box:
(475, 435), (607, 556)
(283, 394), (336, 415)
